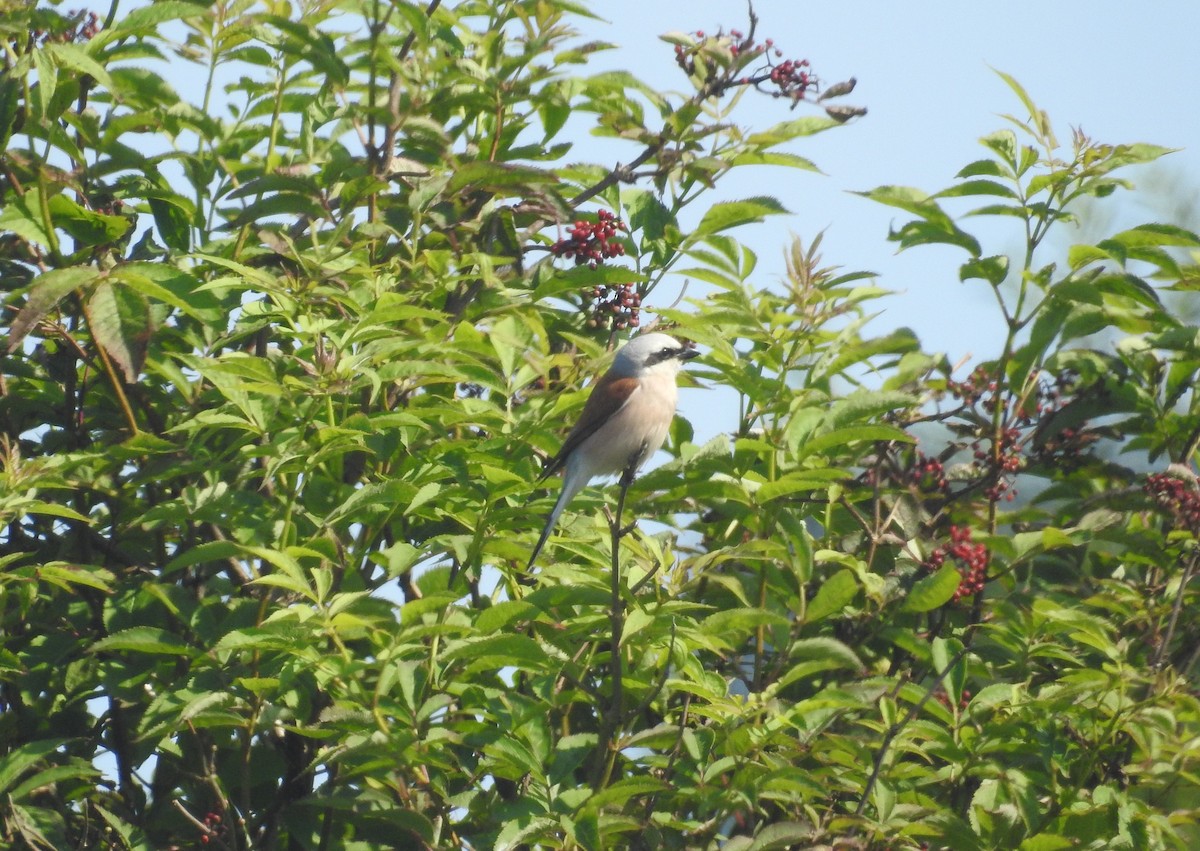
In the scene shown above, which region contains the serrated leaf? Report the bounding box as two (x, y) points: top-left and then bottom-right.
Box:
(702, 607), (789, 639)
(756, 468), (852, 502)
(21, 500), (91, 522)
(47, 194), (130, 246)
(745, 116), (841, 146)
(727, 150), (820, 172)
(789, 636), (862, 669)
(43, 41), (113, 90)
(147, 191), (193, 252)
(90, 627), (192, 656)
(960, 255), (1010, 286)
(696, 197), (788, 236)
(935, 179), (1018, 200)
(34, 563), (113, 593)
(956, 158), (1008, 179)
(1105, 222), (1200, 250)
(447, 161), (558, 193)
(94, 0), (208, 46)
(806, 569), (858, 623)
(797, 424), (914, 459)
(746, 821), (816, 850)
(85, 279), (153, 381)
(0, 740), (66, 796)
(0, 188), (54, 250)
(903, 563), (961, 612)
(7, 266), (100, 352)
(440, 635), (547, 668)
(825, 389), (919, 430)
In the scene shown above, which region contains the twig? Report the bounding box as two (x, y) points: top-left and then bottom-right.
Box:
(1153, 551), (1199, 671)
(855, 643), (970, 816)
(589, 448), (643, 789)
(171, 799), (232, 851)
(91, 332), (140, 435)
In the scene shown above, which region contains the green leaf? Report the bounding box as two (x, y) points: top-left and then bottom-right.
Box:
(993, 69), (1049, 136)
(702, 607), (789, 640)
(960, 255), (1010, 286)
(789, 637), (862, 670)
(696, 197), (788, 236)
(146, 190), (193, 252)
(727, 150), (820, 172)
(0, 188), (54, 250)
(746, 822), (817, 850)
(0, 740), (66, 796)
(93, 0), (208, 46)
(825, 390), (919, 430)
(857, 185), (982, 255)
(797, 425), (914, 459)
(109, 263), (215, 320)
(359, 809), (436, 845)
(47, 194), (131, 246)
(90, 627), (193, 656)
(440, 635), (548, 671)
(756, 468), (852, 502)
(33, 563), (113, 593)
(935, 179), (1018, 200)
(85, 279), (154, 381)
(806, 570), (858, 623)
(447, 161), (559, 193)
(584, 776), (667, 811)
(903, 564), (961, 612)
(1104, 222), (1200, 250)
(956, 158), (1009, 179)
(857, 185), (952, 224)
(43, 41), (113, 90)
(7, 266), (101, 352)
(19, 501), (91, 523)
(745, 116), (841, 146)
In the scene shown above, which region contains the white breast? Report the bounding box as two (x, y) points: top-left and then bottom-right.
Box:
(572, 373), (679, 480)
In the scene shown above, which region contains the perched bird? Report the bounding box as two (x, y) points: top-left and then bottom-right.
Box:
(527, 333), (699, 570)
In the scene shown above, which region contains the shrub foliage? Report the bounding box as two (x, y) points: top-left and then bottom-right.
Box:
(1, 1), (1199, 849)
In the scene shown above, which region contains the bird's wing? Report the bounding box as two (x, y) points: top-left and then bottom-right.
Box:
(537, 374), (641, 481)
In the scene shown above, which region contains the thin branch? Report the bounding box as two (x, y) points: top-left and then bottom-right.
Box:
(91, 334), (140, 435)
(855, 643), (970, 816)
(1153, 551), (1199, 671)
(589, 448), (643, 790)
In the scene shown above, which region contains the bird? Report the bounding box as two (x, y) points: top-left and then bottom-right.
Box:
(527, 332), (700, 571)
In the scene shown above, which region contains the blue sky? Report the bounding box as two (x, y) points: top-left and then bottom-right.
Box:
(571, 0), (1200, 437)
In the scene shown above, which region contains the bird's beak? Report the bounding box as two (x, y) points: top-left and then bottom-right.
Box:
(680, 347), (701, 361)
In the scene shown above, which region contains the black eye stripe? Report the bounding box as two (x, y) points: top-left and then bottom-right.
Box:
(647, 347), (683, 366)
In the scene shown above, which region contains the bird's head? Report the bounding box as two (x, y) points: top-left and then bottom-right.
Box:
(610, 332), (700, 378)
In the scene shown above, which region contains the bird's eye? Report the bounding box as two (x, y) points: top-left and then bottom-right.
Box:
(661, 347), (673, 356)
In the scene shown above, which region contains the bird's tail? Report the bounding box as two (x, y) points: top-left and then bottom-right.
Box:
(526, 487), (569, 573)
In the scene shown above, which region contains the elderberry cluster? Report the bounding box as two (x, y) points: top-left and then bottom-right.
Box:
(550, 210), (627, 269)
(26, 9), (100, 46)
(972, 426), (1023, 502)
(768, 57), (812, 99)
(197, 810), (225, 845)
(945, 367), (1095, 505)
(671, 30), (817, 104)
(582, 282), (641, 331)
(924, 525), (989, 603)
(1144, 472), (1200, 536)
(908, 451), (949, 494)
